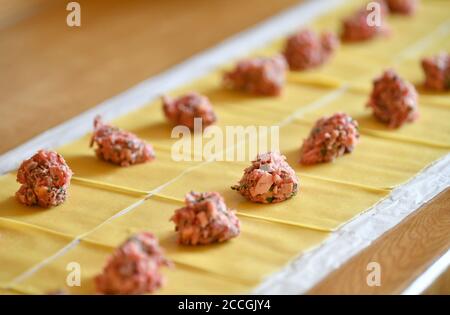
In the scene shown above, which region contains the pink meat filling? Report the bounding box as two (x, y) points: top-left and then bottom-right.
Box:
(223, 55), (287, 96)
(171, 192), (240, 246)
(232, 152), (299, 204)
(421, 52), (450, 91)
(386, 0), (418, 15)
(367, 69), (419, 128)
(341, 1), (390, 42)
(90, 116), (155, 167)
(283, 29), (339, 71)
(15, 150), (73, 208)
(300, 113), (360, 165)
(95, 232), (171, 295)
(162, 92), (217, 130)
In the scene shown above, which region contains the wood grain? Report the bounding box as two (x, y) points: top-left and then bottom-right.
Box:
(0, 0), (298, 154)
(308, 188), (450, 294)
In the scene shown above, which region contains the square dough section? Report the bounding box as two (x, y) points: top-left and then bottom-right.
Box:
(0, 173), (142, 237)
(312, 0), (450, 61)
(256, 0), (450, 92)
(113, 71), (337, 133)
(2, 0), (449, 295)
(393, 26), (450, 108)
(155, 160), (388, 231)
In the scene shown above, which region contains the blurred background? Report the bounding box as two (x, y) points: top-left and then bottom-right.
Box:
(0, 0), (300, 154)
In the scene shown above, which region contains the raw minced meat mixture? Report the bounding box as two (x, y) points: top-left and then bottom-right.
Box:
(232, 152), (298, 204)
(90, 116), (155, 167)
(300, 113), (360, 165)
(223, 55), (287, 96)
(367, 69), (419, 128)
(171, 191), (240, 245)
(95, 232), (171, 294)
(283, 29), (339, 71)
(421, 52), (450, 91)
(162, 92), (217, 130)
(15, 150), (73, 208)
(341, 1), (390, 42)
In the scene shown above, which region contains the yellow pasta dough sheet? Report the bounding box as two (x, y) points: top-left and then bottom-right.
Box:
(0, 0), (449, 294)
(299, 90), (450, 149)
(266, 0), (450, 106)
(0, 218), (71, 287)
(156, 160), (388, 231)
(0, 173), (142, 236)
(11, 198), (327, 294)
(281, 120), (448, 189)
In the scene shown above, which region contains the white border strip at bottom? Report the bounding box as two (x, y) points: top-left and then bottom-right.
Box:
(253, 154), (450, 294)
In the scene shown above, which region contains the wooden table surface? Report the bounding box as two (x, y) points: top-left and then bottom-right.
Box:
(1, 0), (449, 294)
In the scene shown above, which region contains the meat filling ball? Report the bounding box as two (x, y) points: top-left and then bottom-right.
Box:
(171, 192), (240, 246)
(90, 116), (155, 167)
(367, 69), (419, 128)
(232, 152), (299, 204)
(421, 52), (450, 91)
(341, 1), (390, 42)
(300, 113), (360, 165)
(386, 0), (418, 15)
(15, 150), (73, 208)
(162, 92), (217, 130)
(95, 232), (171, 295)
(223, 55), (287, 96)
(283, 29), (339, 71)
